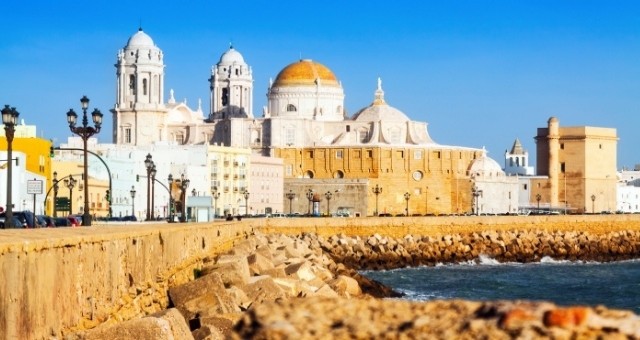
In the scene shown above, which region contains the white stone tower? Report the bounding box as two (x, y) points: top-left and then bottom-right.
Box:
(209, 46), (253, 120)
(112, 28), (167, 146)
(504, 138), (534, 175)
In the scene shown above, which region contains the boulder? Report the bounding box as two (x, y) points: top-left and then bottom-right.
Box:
(247, 252), (275, 275)
(75, 308), (194, 340)
(241, 276), (288, 304)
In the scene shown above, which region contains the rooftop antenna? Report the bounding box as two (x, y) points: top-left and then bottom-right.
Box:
(299, 52), (302, 61)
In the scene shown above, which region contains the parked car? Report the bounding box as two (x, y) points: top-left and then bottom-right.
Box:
(0, 216), (24, 229)
(122, 215), (137, 222)
(34, 215), (47, 228)
(0, 211), (37, 228)
(54, 217), (72, 227)
(38, 215), (56, 227)
(67, 215), (81, 227)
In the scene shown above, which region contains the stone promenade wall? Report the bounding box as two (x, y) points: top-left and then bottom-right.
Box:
(1, 214), (639, 339)
(0, 222), (255, 340)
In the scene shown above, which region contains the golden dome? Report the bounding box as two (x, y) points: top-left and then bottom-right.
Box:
(273, 59), (340, 87)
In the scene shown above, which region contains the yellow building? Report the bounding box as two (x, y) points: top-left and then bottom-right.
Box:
(50, 160), (110, 218)
(533, 117), (617, 213)
(276, 145), (483, 216)
(1, 124), (52, 215)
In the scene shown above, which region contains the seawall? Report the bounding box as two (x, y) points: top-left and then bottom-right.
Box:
(1, 214), (640, 339)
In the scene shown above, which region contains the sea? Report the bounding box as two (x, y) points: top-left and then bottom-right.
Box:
(361, 256), (640, 314)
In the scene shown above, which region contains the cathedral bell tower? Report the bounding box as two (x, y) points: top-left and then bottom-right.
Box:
(209, 46), (253, 120)
(112, 28), (168, 146)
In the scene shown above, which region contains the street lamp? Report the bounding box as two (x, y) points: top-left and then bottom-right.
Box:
(472, 185), (483, 215)
(285, 189), (296, 215)
(372, 184), (382, 216)
(52, 171), (59, 218)
(324, 191), (333, 216)
(67, 96), (102, 226)
(211, 187), (220, 220)
(144, 154), (153, 221)
(150, 164), (157, 220)
(64, 176), (77, 217)
(2, 105), (19, 228)
(243, 190), (250, 216)
(404, 192), (411, 216)
(306, 189), (314, 215)
(180, 174), (190, 222)
(536, 193), (541, 212)
(591, 194), (596, 214)
(168, 174), (174, 222)
(130, 185), (136, 217)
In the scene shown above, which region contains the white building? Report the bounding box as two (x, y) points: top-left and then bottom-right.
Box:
(504, 138), (534, 176)
(616, 170), (640, 213)
(468, 150), (519, 214)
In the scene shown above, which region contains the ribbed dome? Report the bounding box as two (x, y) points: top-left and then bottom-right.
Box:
(219, 47), (245, 64)
(469, 154), (504, 177)
(352, 78), (409, 122)
(126, 29), (155, 48)
(352, 104), (409, 122)
(273, 59), (340, 87)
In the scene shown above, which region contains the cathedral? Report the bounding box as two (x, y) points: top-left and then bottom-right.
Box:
(111, 28), (518, 216)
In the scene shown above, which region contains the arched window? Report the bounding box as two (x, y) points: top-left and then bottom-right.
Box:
(304, 170), (314, 179)
(333, 170), (344, 178)
(129, 75), (136, 95)
(287, 104), (297, 112)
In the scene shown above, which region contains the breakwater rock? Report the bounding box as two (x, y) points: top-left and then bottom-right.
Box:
(321, 229), (640, 270)
(71, 229), (640, 339)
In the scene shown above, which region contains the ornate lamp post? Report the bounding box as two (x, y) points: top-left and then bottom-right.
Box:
(472, 185), (483, 215)
(179, 174), (190, 222)
(52, 171), (59, 217)
(404, 192), (411, 216)
(144, 154), (153, 220)
(64, 176), (77, 216)
(591, 194), (596, 214)
(168, 174), (174, 222)
(2, 105), (19, 228)
(129, 185), (136, 217)
(536, 193), (541, 212)
(324, 191), (333, 217)
(372, 184), (382, 216)
(67, 96), (102, 226)
(211, 187), (220, 220)
(243, 190), (250, 216)
(285, 189), (296, 215)
(150, 164), (157, 220)
(306, 189), (314, 215)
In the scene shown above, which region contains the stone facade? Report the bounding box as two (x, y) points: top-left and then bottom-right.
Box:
(534, 117), (618, 213)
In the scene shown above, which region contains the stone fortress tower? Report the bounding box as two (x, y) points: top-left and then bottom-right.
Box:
(533, 117), (617, 213)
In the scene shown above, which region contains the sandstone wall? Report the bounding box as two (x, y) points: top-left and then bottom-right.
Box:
(1, 214), (639, 339)
(0, 222), (255, 340)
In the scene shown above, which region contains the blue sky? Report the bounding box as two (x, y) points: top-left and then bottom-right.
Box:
(1, 1), (639, 169)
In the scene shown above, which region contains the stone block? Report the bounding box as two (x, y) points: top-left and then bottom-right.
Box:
(169, 273), (226, 311)
(285, 261), (316, 282)
(76, 313), (194, 340)
(182, 288), (240, 319)
(247, 252), (275, 276)
(328, 275), (362, 297)
(241, 276), (288, 304)
(201, 256), (250, 287)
